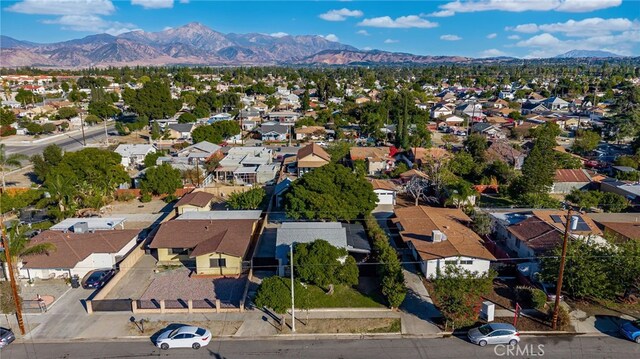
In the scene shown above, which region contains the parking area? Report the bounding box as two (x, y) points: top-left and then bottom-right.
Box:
(104, 254), (157, 299)
(139, 269), (247, 308)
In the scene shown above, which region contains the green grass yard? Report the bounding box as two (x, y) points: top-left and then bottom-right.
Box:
(302, 284), (386, 309)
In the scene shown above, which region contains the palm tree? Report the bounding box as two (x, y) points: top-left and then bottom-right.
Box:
(0, 226), (56, 281)
(0, 143), (28, 190)
(42, 173), (76, 219)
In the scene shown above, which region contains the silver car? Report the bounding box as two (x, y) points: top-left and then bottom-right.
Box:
(0, 327), (16, 349)
(468, 323), (520, 347)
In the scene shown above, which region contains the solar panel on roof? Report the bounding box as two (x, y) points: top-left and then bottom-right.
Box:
(574, 217), (591, 231)
(550, 215), (563, 223)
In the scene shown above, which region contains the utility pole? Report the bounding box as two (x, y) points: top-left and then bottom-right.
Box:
(552, 208), (573, 330)
(79, 110), (86, 146)
(0, 219), (26, 335)
(103, 118), (109, 146)
(290, 243), (296, 333)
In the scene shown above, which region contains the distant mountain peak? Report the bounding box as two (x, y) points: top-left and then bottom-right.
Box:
(555, 49), (623, 58)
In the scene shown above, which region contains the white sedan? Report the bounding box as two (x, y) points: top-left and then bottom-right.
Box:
(155, 326), (211, 350)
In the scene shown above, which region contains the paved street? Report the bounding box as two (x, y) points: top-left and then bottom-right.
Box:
(3, 124), (115, 157)
(3, 336), (639, 359)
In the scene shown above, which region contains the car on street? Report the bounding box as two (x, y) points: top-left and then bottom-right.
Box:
(81, 269), (116, 289)
(0, 327), (16, 349)
(155, 326), (211, 350)
(468, 323), (520, 347)
(620, 319), (640, 344)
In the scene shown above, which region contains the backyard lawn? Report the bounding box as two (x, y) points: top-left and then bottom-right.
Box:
(302, 284), (386, 309)
(478, 194), (514, 208)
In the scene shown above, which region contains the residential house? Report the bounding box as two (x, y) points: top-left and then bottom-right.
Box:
(494, 210), (603, 259)
(176, 210), (262, 221)
(295, 126), (326, 141)
(598, 221), (640, 242)
(498, 91), (515, 100)
(267, 111), (300, 126)
(214, 147), (276, 184)
(259, 122), (289, 142)
(440, 114), (465, 126)
(296, 143), (331, 177)
(274, 177), (293, 208)
(600, 179), (640, 204)
(349, 147), (396, 176)
(49, 218), (126, 232)
(430, 103), (453, 119)
(19, 229), (140, 280)
(392, 206), (495, 278)
(275, 222), (371, 276)
(208, 113), (234, 123)
(370, 179), (398, 205)
(471, 123), (507, 139)
(552, 169), (593, 194)
(398, 169), (429, 184)
(485, 141), (526, 170)
(409, 147), (451, 167)
(541, 97), (569, 111)
(166, 123), (195, 140)
(521, 102), (549, 115)
(149, 219), (258, 276)
(174, 191), (216, 215)
(114, 144), (156, 168)
(454, 102), (483, 118)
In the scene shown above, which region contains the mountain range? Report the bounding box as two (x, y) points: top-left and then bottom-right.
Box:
(554, 50), (624, 58)
(0, 22), (627, 68)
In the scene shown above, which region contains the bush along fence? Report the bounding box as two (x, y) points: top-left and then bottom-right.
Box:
(364, 215), (406, 309)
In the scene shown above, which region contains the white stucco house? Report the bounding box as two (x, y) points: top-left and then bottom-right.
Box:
(114, 144), (156, 168)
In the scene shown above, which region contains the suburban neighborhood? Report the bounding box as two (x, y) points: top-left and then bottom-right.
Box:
(1, 1), (640, 357)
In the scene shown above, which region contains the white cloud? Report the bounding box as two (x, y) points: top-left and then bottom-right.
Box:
(270, 32), (289, 38)
(131, 0), (174, 9)
(508, 35), (521, 40)
(517, 30), (640, 57)
(356, 30), (370, 36)
(479, 48), (507, 57)
(6, 0), (115, 15)
(319, 8), (363, 21)
(538, 17), (638, 37)
(42, 15), (138, 35)
(425, 10), (455, 17)
(163, 26), (173, 31)
(440, 34), (462, 41)
(323, 34), (340, 42)
(358, 15), (438, 29)
(437, 0), (621, 16)
(486, 33), (497, 39)
(506, 23), (539, 33)
(384, 39), (399, 44)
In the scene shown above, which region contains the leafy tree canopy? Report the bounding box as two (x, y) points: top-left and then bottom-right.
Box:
(140, 163), (182, 196)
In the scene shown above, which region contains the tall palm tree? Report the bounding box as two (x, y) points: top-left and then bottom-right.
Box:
(0, 226), (56, 281)
(0, 143), (28, 190)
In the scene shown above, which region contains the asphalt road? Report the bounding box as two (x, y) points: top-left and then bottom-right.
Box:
(3, 336), (638, 359)
(4, 125), (115, 158)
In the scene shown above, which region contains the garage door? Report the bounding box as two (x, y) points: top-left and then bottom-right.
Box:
(377, 193), (394, 205)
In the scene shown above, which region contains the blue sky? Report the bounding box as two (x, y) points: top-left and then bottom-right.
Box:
(1, 0), (638, 58)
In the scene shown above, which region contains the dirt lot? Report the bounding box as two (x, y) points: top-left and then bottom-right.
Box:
(279, 318), (401, 334)
(127, 320), (242, 336)
(569, 299), (640, 318)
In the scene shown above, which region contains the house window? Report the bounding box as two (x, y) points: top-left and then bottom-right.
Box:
(170, 248), (188, 255)
(459, 260), (473, 265)
(210, 258), (227, 268)
(444, 260), (457, 265)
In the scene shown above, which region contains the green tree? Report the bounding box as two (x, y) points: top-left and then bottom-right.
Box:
(431, 265), (496, 328)
(15, 89), (42, 104)
(42, 123), (56, 133)
(60, 82), (70, 93)
(227, 187), (266, 210)
(140, 163), (182, 196)
(0, 108), (16, 126)
(25, 122), (43, 135)
(88, 101), (119, 119)
(31, 144), (63, 182)
(254, 276), (293, 314)
(0, 143), (27, 190)
(325, 142), (351, 163)
(57, 107), (78, 119)
(143, 150), (164, 168)
(124, 81), (180, 120)
(285, 163), (377, 221)
(599, 192), (629, 213)
(471, 211), (492, 237)
(178, 112), (197, 123)
(463, 134), (488, 162)
(192, 125), (222, 144)
(554, 152), (583, 169)
(293, 240), (359, 287)
(84, 114), (101, 125)
(150, 121), (162, 141)
(572, 130), (601, 154)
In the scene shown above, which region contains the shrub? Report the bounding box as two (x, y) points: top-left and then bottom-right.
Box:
(164, 194), (178, 203)
(0, 125), (16, 137)
(515, 286), (547, 310)
(140, 192), (152, 203)
(254, 276), (292, 314)
(115, 191), (136, 202)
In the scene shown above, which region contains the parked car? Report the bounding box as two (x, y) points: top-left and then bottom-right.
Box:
(468, 323), (520, 347)
(0, 327), (15, 349)
(81, 269), (116, 289)
(620, 319), (640, 344)
(155, 326), (211, 350)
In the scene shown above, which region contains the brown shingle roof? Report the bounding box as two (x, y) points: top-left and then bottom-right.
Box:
(486, 141), (523, 166)
(554, 169), (591, 183)
(149, 219), (256, 258)
(175, 191), (216, 208)
(600, 222), (640, 242)
(369, 179), (398, 191)
(22, 230), (140, 269)
(392, 206), (495, 261)
(506, 217), (562, 254)
(532, 210), (602, 235)
(350, 147), (390, 162)
(411, 147), (451, 164)
(297, 143), (331, 162)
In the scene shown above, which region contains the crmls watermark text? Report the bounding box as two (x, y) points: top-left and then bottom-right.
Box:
(494, 344), (545, 356)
